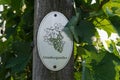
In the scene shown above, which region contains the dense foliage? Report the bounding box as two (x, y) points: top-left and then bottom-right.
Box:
(0, 0), (120, 80)
(65, 0), (120, 80)
(0, 0), (33, 80)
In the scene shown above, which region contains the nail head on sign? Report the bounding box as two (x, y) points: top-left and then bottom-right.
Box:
(54, 14), (57, 17)
(53, 65), (57, 69)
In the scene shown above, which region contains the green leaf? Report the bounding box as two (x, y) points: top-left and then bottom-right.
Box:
(83, 0), (92, 4)
(77, 47), (91, 59)
(83, 67), (94, 80)
(0, 64), (7, 80)
(93, 53), (120, 80)
(0, 0), (33, 79)
(5, 42), (31, 73)
(94, 18), (117, 36)
(77, 20), (96, 44)
(65, 13), (80, 27)
(5, 27), (17, 39)
(111, 0), (120, 3)
(109, 16), (120, 36)
(64, 12), (80, 42)
(0, 0), (11, 4)
(103, 1), (120, 16)
(12, 42), (31, 54)
(11, 55), (30, 73)
(111, 41), (120, 58)
(74, 72), (81, 80)
(84, 51), (120, 80)
(106, 7), (115, 17)
(10, 0), (24, 12)
(5, 54), (27, 69)
(89, 10), (105, 18)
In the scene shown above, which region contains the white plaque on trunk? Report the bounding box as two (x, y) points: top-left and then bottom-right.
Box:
(37, 11), (73, 71)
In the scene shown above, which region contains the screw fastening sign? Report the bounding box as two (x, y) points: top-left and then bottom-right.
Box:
(37, 11), (73, 71)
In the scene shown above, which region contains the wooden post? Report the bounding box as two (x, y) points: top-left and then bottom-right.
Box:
(33, 0), (74, 80)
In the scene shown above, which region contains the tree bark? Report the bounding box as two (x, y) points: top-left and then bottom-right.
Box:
(33, 0), (74, 80)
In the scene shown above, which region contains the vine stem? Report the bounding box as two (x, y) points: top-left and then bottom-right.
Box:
(82, 60), (86, 80)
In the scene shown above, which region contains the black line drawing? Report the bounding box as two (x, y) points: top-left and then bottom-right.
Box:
(44, 23), (65, 53)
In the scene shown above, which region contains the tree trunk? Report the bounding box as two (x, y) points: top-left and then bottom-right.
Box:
(33, 0), (74, 80)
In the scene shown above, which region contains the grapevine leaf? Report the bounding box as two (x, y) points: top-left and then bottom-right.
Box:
(106, 7), (115, 17)
(93, 53), (120, 80)
(64, 12), (80, 42)
(109, 16), (120, 36)
(77, 20), (96, 44)
(65, 13), (80, 27)
(94, 18), (117, 36)
(5, 42), (31, 73)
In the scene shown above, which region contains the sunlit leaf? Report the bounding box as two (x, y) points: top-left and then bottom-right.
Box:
(93, 18), (117, 36)
(74, 72), (81, 80)
(0, 0), (11, 4)
(106, 7), (115, 17)
(77, 47), (91, 59)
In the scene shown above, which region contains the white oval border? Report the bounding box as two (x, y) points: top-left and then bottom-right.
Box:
(37, 11), (73, 71)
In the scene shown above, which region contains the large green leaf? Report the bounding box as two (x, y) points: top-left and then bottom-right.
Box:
(93, 53), (120, 80)
(103, 0), (120, 17)
(5, 42), (31, 73)
(83, 51), (120, 80)
(11, 55), (31, 73)
(64, 13), (80, 42)
(77, 20), (96, 44)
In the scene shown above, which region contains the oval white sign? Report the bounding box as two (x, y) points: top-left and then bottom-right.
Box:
(37, 11), (73, 71)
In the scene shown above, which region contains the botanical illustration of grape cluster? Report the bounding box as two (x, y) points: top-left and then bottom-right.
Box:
(44, 23), (65, 53)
